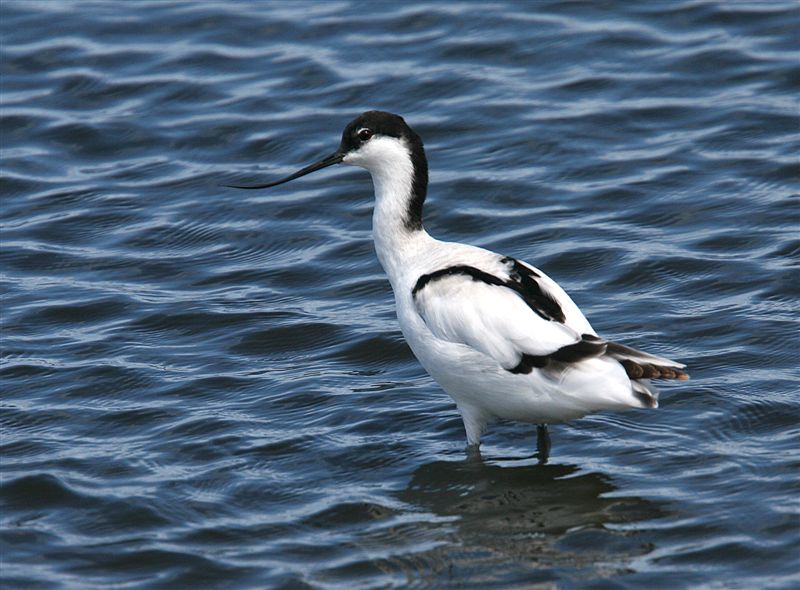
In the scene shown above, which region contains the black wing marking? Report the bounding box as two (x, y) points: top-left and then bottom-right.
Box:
(412, 257), (565, 323)
(509, 334), (607, 374)
(411, 264), (688, 379)
(509, 334), (690, 378)
(412, 265), (506, 296)
(500, 257), (565, 323)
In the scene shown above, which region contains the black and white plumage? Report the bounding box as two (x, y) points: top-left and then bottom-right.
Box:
(229, 110), (688, 450)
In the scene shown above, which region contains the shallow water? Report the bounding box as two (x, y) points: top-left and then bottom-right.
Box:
(2, 1), (799, 588)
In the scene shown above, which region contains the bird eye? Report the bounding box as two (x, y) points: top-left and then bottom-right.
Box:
(357, 128), (373, 141)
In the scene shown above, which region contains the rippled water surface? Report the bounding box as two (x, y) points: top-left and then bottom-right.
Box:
(2, 1), (799, 588)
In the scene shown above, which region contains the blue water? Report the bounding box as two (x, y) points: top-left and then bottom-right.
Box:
(2, 1), (799, 588)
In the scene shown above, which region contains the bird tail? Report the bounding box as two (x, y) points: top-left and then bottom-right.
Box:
(631, 379), (659, 408)
(604, 341), (689, 381)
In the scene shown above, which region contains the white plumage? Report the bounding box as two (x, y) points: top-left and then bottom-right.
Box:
(380, 235), (681, 446)
(229, 110), (688, 452)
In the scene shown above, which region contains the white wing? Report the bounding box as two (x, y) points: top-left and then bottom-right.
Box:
(413, 271), (585, 370)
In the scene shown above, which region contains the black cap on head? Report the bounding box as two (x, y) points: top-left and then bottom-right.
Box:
(335, 111), (428, 231)
(339, 110), (421, 153)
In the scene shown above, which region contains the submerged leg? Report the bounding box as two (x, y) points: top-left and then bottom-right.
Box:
(536, 424), (551, 464)
(465, 443), (483, 462)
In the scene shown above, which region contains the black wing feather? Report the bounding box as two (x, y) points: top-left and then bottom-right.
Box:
(412, 257), (565, 323)
(500, 257), (565, 323)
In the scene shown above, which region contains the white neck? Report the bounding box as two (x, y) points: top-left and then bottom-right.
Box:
(344, 136), (432, 284)
(370, 164), (429, 282)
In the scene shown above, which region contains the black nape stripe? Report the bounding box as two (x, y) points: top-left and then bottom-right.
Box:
(405, 138), (428, 232)
(509, 334), (607, 374)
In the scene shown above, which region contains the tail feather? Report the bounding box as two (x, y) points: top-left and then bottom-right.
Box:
(605, 341), (689, 381)
(632, 379), (659, 408)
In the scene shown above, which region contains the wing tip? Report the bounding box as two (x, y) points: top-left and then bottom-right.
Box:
(621, 359), (690, 381)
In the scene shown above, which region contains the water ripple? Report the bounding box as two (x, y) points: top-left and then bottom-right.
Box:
(2, 1), (799, 588)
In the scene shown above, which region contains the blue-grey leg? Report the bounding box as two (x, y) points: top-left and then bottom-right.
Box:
(537, 424), (550, 464)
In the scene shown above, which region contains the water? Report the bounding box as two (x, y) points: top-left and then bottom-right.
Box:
(2, 1), (798, 588)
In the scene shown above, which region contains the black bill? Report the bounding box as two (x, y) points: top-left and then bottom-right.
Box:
(226, 151), (344, 189)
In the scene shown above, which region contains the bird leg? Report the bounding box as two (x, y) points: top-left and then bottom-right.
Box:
(465, 444), (483, 462)
(536, 424), (551, 464)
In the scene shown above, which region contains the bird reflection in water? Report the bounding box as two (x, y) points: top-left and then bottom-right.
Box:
(390, 457), (666, 585)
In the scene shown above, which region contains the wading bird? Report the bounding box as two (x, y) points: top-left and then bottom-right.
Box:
(228, 111), (688, 461)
